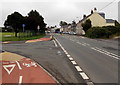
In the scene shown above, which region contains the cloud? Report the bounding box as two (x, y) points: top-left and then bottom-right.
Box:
(0, 0), (118, 27)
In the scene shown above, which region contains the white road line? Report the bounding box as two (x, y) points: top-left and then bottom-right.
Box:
(18, 76), (23, 85)
(69, 57), (73, 60)
(80, 72), (89, 80)
(81, 37), (85, 39)
(81, 44), (86, 46)
(75, 66), (82, 72)
(16, 61), (22, 70)
(83, 43), (90, 46)
(67, 54), (71, 57)
(91, 47), (119, 60)
(65, 52), (68, 55)
(71, 61), (77, 64)
(3, 64), (16, 75)
(95, 47), (119, 57)
(87, 82), (94, 85)
(54, 37), (93, 83)
(53, 40), (58, 47)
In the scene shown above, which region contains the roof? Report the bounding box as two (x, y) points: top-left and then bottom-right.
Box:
(106, 19), (115, 23)
(78, 14), (92, 24)
(77, 12), (114, 24)
(98, 13), (105, 18)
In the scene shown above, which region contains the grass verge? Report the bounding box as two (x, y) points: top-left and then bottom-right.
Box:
(0, 32), (45, 42)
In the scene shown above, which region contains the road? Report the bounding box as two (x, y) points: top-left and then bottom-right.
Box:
(54, 34), (119, 84)
(2, 34), (119, 84)
(2, 36), (86, 84)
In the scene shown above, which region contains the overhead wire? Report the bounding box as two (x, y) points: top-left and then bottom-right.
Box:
(99, 0), (116, 11)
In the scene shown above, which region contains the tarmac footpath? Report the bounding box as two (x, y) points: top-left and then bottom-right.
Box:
(0, 51), (58, 84)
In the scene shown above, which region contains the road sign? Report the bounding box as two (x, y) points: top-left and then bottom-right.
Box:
(22, 24), (25, 32)
(37, 25), (40, 32)
(22, 24), (25, 28)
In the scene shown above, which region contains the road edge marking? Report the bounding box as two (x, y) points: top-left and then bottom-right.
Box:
(54, 37), (94, 85)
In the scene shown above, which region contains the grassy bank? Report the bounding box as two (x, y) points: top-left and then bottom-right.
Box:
(0, 32), (45, 42)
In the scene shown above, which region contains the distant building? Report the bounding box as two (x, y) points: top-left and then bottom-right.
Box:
(76, 8), (115, 35)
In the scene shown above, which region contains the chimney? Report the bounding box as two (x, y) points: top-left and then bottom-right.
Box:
(91, 10), (93, 14)
(83, 14), (86, 19)
(94, 8), (97, 12)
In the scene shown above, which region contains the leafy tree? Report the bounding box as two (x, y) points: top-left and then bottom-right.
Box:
(4, 12), (23, 37)
(26, 10), (46, 33)
(59, 21), (67, 28)
(82, 19), (92, 32)
(4, 10), (47, 37)
(71, 21), (77, 32)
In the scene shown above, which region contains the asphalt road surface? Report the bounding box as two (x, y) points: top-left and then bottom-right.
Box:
(2, 38), (86, 84)
(2, 34), (119, 85)
(54, 34), (119, 84)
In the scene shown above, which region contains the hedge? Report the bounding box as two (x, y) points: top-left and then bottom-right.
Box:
(85, 26), (120, 38)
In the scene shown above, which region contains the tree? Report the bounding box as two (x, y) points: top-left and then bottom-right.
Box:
(4, 10), (47, 37)
(71, 21), (77, 32)
(82, 19), (92, 32)
(59, 21), (67, 28)
(25, 10), (47, 33)
(4, 12), (23, 37)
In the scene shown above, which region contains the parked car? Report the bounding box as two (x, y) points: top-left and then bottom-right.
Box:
(69, 32), (76, 35)
(63, 32), (69, 34)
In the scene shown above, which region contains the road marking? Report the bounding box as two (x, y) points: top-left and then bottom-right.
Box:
(2, 62), (9, 64)
(91, 47), (119, 60)
(83, 43), (90, 46)
(75, 66), (82, 72)
(65, 52), (68, 55)
(18, 76), (23, 85)
(81, 44), (86, 46)
(16, 61), (22, 70)
(69, 57), (73, 60)
(3, 64), (16, 75)
(81, 37), (85, 39)
(53, 40), (58, 47)
(67, 54), (71, 57)
(71, 61), (77, 65)
(80, 72), (89, 80)
(95, 47), (119, 57)
(87, 82), (94, 85)
(54, 37), (93, 84)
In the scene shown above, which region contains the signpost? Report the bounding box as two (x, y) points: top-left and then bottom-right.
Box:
(22, 24), (25, 32)
(37, 25), (40, 33)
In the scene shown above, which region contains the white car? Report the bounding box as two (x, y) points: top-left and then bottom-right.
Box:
(69, 32), (76, 35)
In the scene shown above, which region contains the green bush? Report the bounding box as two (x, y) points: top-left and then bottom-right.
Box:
(85, 26), (120, 38)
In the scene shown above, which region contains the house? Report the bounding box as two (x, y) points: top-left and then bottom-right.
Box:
(76, 8), (115, 35)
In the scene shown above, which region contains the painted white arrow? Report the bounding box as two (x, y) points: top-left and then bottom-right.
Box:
(3, 64), (16, 75)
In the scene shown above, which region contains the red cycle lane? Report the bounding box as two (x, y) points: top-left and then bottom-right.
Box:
(1, 52), (57, 84)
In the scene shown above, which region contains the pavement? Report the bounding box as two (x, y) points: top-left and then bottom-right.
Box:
(1, 51), (57, 84)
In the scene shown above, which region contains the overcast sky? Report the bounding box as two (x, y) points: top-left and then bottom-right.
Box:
(0, 0), (119, 27)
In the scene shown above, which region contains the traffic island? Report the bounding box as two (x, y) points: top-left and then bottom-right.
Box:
(0, 51), (58, 84)
(25, 37), (52, 43)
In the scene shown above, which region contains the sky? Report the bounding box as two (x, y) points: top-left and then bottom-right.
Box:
(0, 0), (119, 27)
